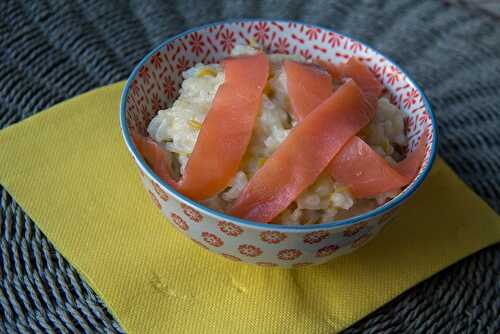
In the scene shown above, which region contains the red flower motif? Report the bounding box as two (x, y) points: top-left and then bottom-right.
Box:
(274, 37), (290, 54)
(221, 253), (241, 261)
(389, 93), (399, 107)
(189, 32), (205, 56)
(256, 262), (277, 267)
(418, 113), (429, 125)
(299, 49), (312, 60)
(170, 213), (189, 231)
(238, 244), (262, 257)
(371, 63), (382, 79)
(202, 232), (224, 247)
(219, 29), (236, 53)
(217, 221), (243, 237)
(405, 116), (414, 132)
(305, 27), (321, 40)
(271, 21), (285, 31)
(152, 182), (169, 201)
(328, 32), (343, 48)
(151, 93), (161, 113)
(349, 42), (363, 53)
(253, 22), (270, 44)
(403, 88), (419, 109)
(277, 249), (302, 261)
(150, 52), (163, 70)
(386, 65), (402, 85)
(303, 231), (329, 244)
(343, 222), (368, 237)
(181, 203), (203, 223)
(139, 66), (151, 84)
(352, 234), (371, 248)
(176, 56), (190, 74)
(316, 244), (339, 257)
(260, 231), (287, 244)
(191, 238), (208, 250)
(293, 262), (312, 268)
(163, 78), (175, 99)
(148, 190), (161, 209)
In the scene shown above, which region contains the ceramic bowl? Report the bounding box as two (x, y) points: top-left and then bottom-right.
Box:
(119, 20), (437, 268)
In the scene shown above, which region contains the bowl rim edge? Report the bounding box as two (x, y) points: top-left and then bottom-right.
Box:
(119, 18), (438, 232)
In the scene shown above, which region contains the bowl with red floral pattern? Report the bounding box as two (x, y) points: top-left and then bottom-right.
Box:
(120, 20), (437, 268)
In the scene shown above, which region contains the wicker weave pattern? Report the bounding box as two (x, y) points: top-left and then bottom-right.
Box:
(0, 1), (499, 333)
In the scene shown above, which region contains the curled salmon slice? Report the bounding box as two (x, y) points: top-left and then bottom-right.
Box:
(329, 130), (428, 198)
(131, 131), (176, 187)
(328, 136), (408, 197)
(395, 128), (428, 180)
(295, 57), (427, 199)
(315, 59), (343, 82)
(324, 58), (426, 198)
(132, 53), (269, 200)
(178, 53), (269, 200)
(338, 58), (382, 110)
(317, 58), (381, 115)
(229, 80), (374, 222)
(283, 60), (333, 121)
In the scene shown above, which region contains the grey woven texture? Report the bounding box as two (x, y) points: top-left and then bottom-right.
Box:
(0, 0), (499, 333)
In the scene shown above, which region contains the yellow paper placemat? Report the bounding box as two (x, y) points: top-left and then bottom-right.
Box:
(0, 82), (499, 334)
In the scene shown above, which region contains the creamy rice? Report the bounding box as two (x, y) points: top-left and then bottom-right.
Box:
(148, 47), (408, 225)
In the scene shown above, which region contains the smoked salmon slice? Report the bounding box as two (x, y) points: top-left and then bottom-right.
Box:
(294, 57), (427, 199)
(326, 58), (426, 197)
(229, 80), (374, 222)
(339, 57), (382, 110)
(283, 60), (333, 121)
(328, 136), (408, 198)
(395, 128), (428, 180)
(131, 131), (176, 186)
(318, 58), (382, 115)
(329, 130), (428, 198)
(178, 53), (269, 200)
(324, 58), (426, 198)
(315, 59), (343, 82)
(132, 53), (269, 200)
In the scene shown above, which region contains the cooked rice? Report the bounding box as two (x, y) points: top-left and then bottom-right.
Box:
(147, 47), (408, 224)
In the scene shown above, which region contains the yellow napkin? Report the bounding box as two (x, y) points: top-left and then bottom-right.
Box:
(0, 82), (499, 334)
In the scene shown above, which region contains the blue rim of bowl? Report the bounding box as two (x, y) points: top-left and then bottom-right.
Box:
(119, 19), (438, 232)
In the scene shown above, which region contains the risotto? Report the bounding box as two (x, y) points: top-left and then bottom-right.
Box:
(146, 46), (410, 225)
